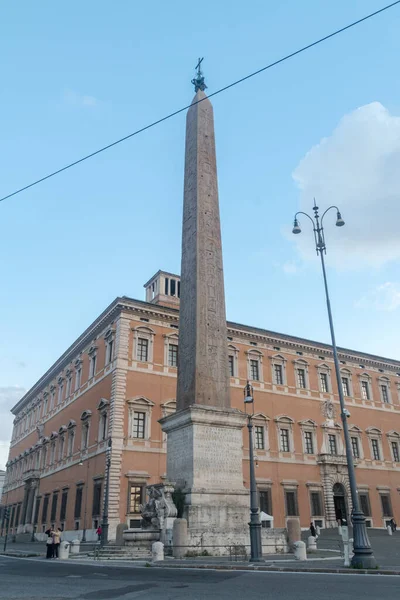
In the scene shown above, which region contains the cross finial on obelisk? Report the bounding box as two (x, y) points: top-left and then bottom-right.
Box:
(191, 57), (207, 92)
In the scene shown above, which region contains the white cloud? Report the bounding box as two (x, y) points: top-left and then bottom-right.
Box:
(63, 88), (98, 108)
(282, 261), (300, 274)
(292, 102), (400, 269)
(356, 282), (400, 312)
(0, 386), (26, 469)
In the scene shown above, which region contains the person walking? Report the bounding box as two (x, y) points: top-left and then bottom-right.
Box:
(390, 518), (397, 533)
(96, 525), (102, 542)
(310, 522), (317, 538)
(52, 527), (61, 559)
(45, 528), (54, 559)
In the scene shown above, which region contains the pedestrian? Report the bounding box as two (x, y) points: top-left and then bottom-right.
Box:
(45, 528), (54, 559)
(390, 518), (397, 532)
(310, 522), (317, 538)
(96, 525), (102, 542)
(52, 527), (61, 558)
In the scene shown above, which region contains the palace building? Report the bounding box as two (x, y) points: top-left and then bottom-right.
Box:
(1, 269), (400, 541)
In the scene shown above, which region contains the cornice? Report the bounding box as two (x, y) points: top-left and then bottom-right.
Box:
(11, 295), (400, 416)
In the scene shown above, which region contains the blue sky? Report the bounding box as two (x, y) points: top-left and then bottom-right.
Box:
(1, 1), (400, 465)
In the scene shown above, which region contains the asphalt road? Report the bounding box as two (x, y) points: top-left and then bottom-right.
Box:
(0, 556), (399, 599)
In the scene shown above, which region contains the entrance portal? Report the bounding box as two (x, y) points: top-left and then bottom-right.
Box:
(333, 483), (348, 525)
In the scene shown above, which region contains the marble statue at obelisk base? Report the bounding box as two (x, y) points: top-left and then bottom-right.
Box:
(160, 61), (249, 548)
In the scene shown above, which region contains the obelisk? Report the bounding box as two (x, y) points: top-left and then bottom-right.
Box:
(160, 61), (248, 547)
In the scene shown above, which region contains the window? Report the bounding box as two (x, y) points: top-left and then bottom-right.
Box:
(67, 430), (75, 457)
(92, 482), (102, 516)
(255, 426), (265, 450)
(228, 355), (234, 377)
(89, 354), (97, 378)
(285, 490), (299, 516)
(50, 442), (56, 465)
(128, 485), (143, 514)
(381, 385), (389, 404)
(168, 344), (178, 367)
(50, 389), (56, 410)
(391, 441), (400, 462)
(106, 338), (114, 365)
(41, 445), (48, 469)
(351, 437), (360, 459)
(259, 489), (272, 515)
(66, 376), (72, 398)
(361, 381), (370, 400)
(328, 434), (337, 455)
(310, 492), (323, 516)
(74, 486), (83, 519)
(371, 439), (380, 461)
(297, 369), (306, 389)
(42, 495), (49, 524)
(50, 493), (58, 522)
(100, 413), (108, 441)
(132, 412), (145, 439)
(137, 338), (149, 362)
(58, 436), (65, 461)
(320, 373), (329, 393)
(380, 494), (393, 517)
(274, 364), (283, 385)
(60, 490), (68, 521)
(342, 377), (350, 397)
(304, 431), (314, 455)
(58, 381), (64, 404)
(82, 422), (90, 450)
(250, 359), (259, 381)
(280, 429), (290, 452)
(359, 493), (371, 517)
(75, 367), (82, 391)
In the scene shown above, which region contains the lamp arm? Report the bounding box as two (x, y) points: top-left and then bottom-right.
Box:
(320, 205), (341, 227)
(294, 211), (315, 229)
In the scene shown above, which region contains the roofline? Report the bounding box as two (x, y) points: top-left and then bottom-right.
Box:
(11, 295), (400, 414)
(143, 270), (180, 288)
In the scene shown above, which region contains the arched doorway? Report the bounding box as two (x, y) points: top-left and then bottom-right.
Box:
(333, 483), (348, 525)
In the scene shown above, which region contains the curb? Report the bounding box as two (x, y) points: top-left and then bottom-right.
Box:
(0, 552), (43, 558)
(152, 562), (400, 576)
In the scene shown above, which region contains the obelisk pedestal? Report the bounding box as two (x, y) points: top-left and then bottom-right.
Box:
(160, 65), (249, 550)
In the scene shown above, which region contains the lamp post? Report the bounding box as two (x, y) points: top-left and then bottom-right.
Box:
(78, 453), (89, 543)
(292, 200), (376, 569)
(244, 382), (263, 562)
(101, 439), (112, 547)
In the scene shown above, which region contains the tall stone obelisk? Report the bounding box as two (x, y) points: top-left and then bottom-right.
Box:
(161, 61), (248, 547)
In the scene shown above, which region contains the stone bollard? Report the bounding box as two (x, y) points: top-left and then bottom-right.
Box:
(173, 518), (188, 559)
(307, 536), (317, 551)
(387, 525), (393, 536)
(59, 541), (70, 560)
(152, 541), (164, 562)
(70, 539), (80, 555)
(286, 518), (301, 551)
(293, 541), (307, 561)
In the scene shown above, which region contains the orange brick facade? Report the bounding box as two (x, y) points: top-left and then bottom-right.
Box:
(2, 272), (400, 540)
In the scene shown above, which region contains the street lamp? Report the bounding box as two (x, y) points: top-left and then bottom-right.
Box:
(78, 453), (89, 543)
(244, 381), (263, 562)
(100, 439), (112, 547)
(292, 200), (376, 569)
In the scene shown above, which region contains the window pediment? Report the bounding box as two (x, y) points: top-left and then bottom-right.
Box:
(133, 325), (155, 335)
(50, 431), (59, 440)
(58, 376), (64, 384)
(253, 412), (270, 422)
(161, 399), (176, 409)
(274, 415), (294, 424)
(88, 345), (98, 356)
(104, 328), (115, 340)
(127, 396), (154, 407)
(386, 430), (400, 439)
(270, 354), (287, 363)
(98, 398), (110, 411)
(58, 425), (67, 434)
(299, 419), (317, 428)
(74, 358), (83, 369)
(81, 410), (92, 421)
(348, 425), (362, 433)
(316, 363), (331, 371)
(366, 426), (381, 436)
(67, 420), (76, 429)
